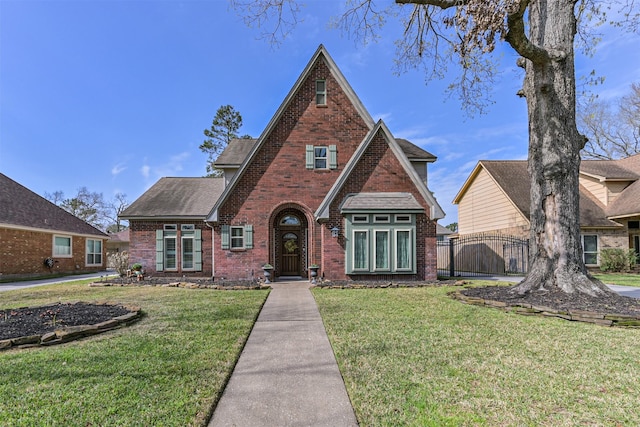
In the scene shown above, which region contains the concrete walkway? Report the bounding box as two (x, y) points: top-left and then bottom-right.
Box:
(0, 271), (116, 292)
(208, 280), (358, 427)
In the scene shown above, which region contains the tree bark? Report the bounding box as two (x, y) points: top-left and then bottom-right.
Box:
(510, 0), (613, 297)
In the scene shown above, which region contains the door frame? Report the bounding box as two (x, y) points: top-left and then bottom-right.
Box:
(270, 205), (309, 278)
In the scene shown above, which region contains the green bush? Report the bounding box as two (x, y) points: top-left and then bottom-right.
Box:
(599, 248), (638, 272)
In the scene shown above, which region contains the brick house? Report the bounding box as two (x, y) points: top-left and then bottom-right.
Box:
(0, 173), (107, 280)
(453, 156), (640, 267)
(121, 45), (445, 281)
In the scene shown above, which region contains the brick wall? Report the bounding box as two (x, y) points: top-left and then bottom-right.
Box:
(129, 220), (213, 277)
(214, 59), (370, 280)
(0, 227), (106, 280)
(326, 129), (438, 281)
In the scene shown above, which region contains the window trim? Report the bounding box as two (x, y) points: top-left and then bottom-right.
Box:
(231, 226), (245, 250)
(53, 235), (72, 258)
(352, 229), (369, 271)
(86, 238), (103, 266)
(164, 234), (178, 271)
(346, 214), (416, 274)
(181, 233), (195, 270)
(373, 229), (391, 271)
(394, 228), (413, 271)
(373, 214), (390, 224)
(314, 146), (328, 169)
(581, 234), (599, 266)
(316, 79), (327, 106)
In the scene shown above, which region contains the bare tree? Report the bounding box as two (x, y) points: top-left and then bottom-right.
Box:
(579, 83), (640, 159)
(231, 0), (639, 298)
(106, 192), (130, 233)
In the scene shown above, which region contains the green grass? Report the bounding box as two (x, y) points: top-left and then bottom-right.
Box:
(593, 272), (640, 287)
(0, 280), (268, 426)
(313, 283), (640, 426)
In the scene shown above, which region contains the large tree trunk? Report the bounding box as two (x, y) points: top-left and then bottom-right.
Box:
(510, 0), (613, 297)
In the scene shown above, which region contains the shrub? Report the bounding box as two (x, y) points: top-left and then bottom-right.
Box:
(108, 251), (130, 276)
(599, 248), (638, 272)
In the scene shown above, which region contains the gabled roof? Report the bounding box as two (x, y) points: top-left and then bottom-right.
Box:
(316, 120), (445, 221)
(340, 192), (424, 212)
(107, 228), (130, 243)
(580, 160), (640, 181)
(608, 179), (640, 219)
(395, 139), (437, 162)
(0, 173), (107, 237)
(121, 177), (224, 219)
(207, 44), (375, 222)
(453, 161), (622, 228)
(214, 138), (258, 167)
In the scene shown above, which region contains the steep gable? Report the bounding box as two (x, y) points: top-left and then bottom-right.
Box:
(0, 173), (106, 237)
(207, 45), (374, 222)
(317, 120), (444, 221)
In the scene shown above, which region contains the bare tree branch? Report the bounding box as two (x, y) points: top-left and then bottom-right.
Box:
(230, 0), (302, 45)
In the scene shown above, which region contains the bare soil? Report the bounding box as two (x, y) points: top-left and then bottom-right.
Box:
(0, 303), (133, 341)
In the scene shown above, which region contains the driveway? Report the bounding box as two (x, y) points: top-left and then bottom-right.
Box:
(0, 271), (117, 292)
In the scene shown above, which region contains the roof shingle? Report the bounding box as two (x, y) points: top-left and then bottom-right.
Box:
(0, 173), (107, 236)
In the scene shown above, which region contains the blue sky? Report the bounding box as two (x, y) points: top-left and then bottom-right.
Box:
(1, 0), (639, 225)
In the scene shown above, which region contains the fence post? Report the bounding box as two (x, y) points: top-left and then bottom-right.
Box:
(449, 238), (455, 278)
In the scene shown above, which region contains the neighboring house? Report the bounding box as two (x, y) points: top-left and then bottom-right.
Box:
(121, 45), (445, 281)
(106, 229), (130, 268)
(0, 173), (108, 280)
(453, 156), (640, 267)
(436, 223), (454, 241)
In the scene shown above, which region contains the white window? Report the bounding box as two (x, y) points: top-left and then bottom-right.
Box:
(314, 146), (328, 169)
(86, 239), (102, 266)
(353, 215), (369, 224)
(347, 214), (415, 274)
(316, 79), (326, 105)
(231, 226), (244, 249)
(164, 233), (177, 270)
(53, 235), (72, 257)
(374, 215), (390, 223)
(395, 229), (412, 271)
(374, 230), (390, 271)
(395, 214), (411, 223)
(582, 235), (598, 265)
(353, 230), (369, 271)
(181, 225), (195, 270)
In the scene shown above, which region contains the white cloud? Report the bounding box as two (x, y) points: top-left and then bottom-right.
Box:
(141, 164), (150, 179)
(111, 162), (126, 176)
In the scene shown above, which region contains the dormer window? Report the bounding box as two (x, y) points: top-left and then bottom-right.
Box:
(316, 79), (326, 105)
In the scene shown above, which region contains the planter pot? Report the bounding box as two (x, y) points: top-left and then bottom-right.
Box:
(309, 267), (319, 284)
(263, 268), (273, 284)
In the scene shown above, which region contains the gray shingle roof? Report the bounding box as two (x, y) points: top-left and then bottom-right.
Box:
(0, 173), (107, 236)
(120, 177), (225, 218)
(395, 139), (437, 161)
(340, 192), (424, 211)
(214, 138), (258, 167)
(480, 161), (621, 228)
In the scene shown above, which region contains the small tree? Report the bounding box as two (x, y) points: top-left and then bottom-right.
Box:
(200, 105), (244, 177)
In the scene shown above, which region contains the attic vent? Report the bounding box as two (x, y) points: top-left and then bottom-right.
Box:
(629, 221), (640, 229)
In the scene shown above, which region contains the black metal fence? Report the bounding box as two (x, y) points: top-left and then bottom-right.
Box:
(437, 233), (529, 277)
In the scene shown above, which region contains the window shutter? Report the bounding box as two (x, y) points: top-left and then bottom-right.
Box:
(221, 225), (230, 250)
(194, 229), (202, 271)
(245, 225), (253, 249)
(155, 230), (164, 271)
(305, 145), (314, 169)
(329, 145), (337, 169)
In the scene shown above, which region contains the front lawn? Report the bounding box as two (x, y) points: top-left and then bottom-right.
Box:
(0, 281), (268, 426)
(313, 283), (640, 426)
(593, 272), (640, 287)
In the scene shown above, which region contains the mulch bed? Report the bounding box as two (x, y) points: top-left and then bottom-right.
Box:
(0, 302), (140, 348)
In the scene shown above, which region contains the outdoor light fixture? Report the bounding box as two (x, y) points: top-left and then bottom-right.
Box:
(331, 226), (340, 238)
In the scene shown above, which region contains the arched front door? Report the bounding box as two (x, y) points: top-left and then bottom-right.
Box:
(275, 211), (306, 277)
(281, 232), (300, 275)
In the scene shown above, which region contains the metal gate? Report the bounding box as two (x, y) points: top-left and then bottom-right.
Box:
(437, 233), (529, 277)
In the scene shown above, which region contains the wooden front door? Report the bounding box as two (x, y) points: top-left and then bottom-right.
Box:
(281, 232), (300, 275)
